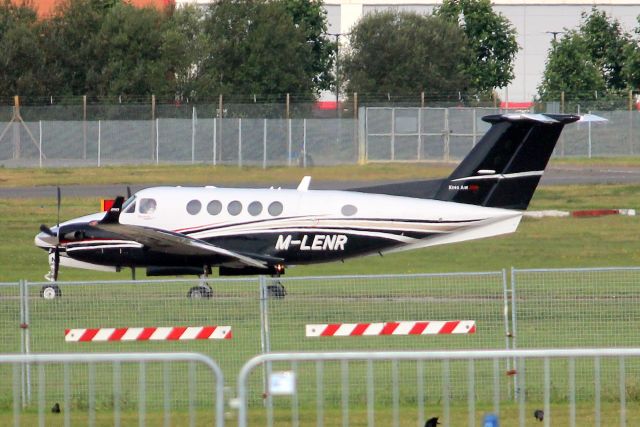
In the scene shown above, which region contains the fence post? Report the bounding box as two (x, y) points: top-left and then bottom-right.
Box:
(98, 120), (101, 167)
(391, 107), (395, 161)
(155, 118), (159, 165)
(238, 118), (242, 168)
(191, 106), (196, 164)
(263, 118), (267, 169)
(218, 94), (223, 164)
(259, 276), (274, 426)
(213, 116), (217, 166)
(83, 95), (87, 161)
(23, 280), (31, 404)
(38, 121), (42, 168)
(358, 107), (366, 164)
(303, 118), (307, 168)
(443, 108), (450, 162)
(288, 119), (292, 167)
(151, 94), (156, 161)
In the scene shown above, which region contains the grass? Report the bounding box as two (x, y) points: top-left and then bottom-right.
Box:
(2, 156), (640, 188)
(1, 163), (640, 424)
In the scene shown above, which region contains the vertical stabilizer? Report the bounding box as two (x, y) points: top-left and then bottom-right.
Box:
(433, 114), (580, 210)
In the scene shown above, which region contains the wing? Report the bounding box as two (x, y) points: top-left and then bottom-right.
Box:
(93, 196), (270, 268)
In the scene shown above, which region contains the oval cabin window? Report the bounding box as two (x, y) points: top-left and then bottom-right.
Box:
(207, 200), (222, 215)
(268, 201), (283, 216)
(186, 200), (202, 215)
(228, 200), (242, 216)
(341, 204), (357, 216)
(248, 201), (263, 216)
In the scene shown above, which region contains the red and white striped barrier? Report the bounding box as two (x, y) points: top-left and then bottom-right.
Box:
(65, 326), (232, 342)
(306, 320), (475, 337)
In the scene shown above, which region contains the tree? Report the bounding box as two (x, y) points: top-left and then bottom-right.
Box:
(537, 8), (638, 102)
(93, 3), (172, 97)
(193, 0), (329, 99)
(537, 33), (605, 101)
(0, 0), (46, 97)
(579, 8), (631, 91)
(340, 11), (471, 98)
(281, 0), (334, 91)
(39, 0), (111, 97)
(435, 0), (518, 92)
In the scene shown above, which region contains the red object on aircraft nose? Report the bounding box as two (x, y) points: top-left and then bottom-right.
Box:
(101, 199), (115, 212)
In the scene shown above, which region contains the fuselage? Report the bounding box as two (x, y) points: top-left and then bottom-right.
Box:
(35, 185), (522, 274)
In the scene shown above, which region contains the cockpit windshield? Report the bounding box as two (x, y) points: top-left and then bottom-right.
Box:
(122, 195), (136, 214)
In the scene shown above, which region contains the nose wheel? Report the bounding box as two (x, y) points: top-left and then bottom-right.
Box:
(40, 284), (62, 300)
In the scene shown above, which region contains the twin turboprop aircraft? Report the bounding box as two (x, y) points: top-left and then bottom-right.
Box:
(35, 113), (592, 299)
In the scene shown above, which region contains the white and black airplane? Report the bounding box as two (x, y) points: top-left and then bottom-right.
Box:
(35, 113), (592, 299)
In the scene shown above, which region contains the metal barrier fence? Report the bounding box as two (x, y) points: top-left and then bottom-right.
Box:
(237, 348), (640, 427)
(0, 352), (224, 427)
(510, 267), (640, 350)
(1, 106), (631, 167)
(17, 272), (508, 392)
(3, 267), (640, 424)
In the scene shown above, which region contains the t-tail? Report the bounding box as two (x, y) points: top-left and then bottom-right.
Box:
(433, 113), (580, 210)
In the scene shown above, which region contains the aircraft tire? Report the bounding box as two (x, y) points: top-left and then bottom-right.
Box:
(187, 286), (213, 299)
(41, 285), (62, 300)
(267, 283), (287, 299)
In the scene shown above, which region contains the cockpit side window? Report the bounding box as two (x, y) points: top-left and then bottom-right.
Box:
(122, 195), (136, 214)
(139, 198), (157, 214)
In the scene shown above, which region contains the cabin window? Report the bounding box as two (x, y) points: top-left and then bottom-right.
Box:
(268, 201), (283, 216)
(207, 200), (222, 215)
(123, 201), (136, 214)
(341, 204), (357, 216)
(248, 201), (263, 216)
(122, 195), (136, 214)
(186, 199), (202, 215)
(228, 200), (242, 216)
(139, 198), (157, 214)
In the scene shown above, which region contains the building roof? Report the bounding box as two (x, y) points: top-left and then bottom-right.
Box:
(19, 0), (169, 18)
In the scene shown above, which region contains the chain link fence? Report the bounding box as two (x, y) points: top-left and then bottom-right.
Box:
(1, 97), (636, 167)
(2, 267), (640, 422)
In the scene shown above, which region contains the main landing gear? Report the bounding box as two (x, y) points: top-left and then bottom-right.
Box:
(187, 266), (213, 299)
(267, 264), (287, 299)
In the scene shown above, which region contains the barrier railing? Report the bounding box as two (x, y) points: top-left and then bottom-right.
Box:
(237, 348), (640, 427)
(0, 352), (224, 427)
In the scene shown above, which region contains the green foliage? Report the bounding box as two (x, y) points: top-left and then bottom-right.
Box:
(193, 0), (326, 100)
(538, 33), (605, 101)
(340, 11), (471, 99)
(538, 8), (635, 101)
(0, 0), (45, 96)
(435, 0), (518, 92)
(579, 8), (630, 91)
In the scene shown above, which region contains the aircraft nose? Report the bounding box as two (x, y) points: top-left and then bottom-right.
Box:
(34, 230), (57, 248)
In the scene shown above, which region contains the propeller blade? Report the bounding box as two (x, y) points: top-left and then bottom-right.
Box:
(126, 186), (132, 199)
(40, 224), (56, 237)
(53, 246), (60, 281)
(56, 187), (61, 228)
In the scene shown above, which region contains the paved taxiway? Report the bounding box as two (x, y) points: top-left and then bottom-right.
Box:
(2, 165), (640, 199)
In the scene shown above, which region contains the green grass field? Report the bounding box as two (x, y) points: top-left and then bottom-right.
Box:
(1, 162), (640, 425)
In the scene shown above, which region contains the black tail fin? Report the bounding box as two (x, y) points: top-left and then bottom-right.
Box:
(433, 114), (579, 210)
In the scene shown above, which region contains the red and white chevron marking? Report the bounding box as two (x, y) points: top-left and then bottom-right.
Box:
(65, 326), (232, 342)
(306, 320), (475, 337)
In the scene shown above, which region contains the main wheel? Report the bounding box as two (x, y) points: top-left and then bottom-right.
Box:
(40, 285), (62, 300)
(187, 286), (213, 299)
(267, 283), (287, 299)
